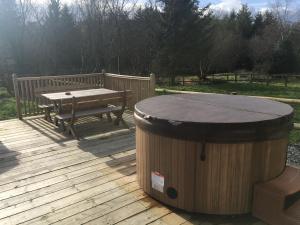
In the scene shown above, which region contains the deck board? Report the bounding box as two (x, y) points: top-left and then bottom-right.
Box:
(0, 113), (265, 225)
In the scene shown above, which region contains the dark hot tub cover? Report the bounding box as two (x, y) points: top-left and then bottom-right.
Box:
(134, 93), (294, 142)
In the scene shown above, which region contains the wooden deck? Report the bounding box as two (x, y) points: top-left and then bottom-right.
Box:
(0, 113), (265, 225)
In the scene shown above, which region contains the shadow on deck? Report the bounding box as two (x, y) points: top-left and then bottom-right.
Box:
(0, 113), (265, 225)
(0, 141), (19, 175)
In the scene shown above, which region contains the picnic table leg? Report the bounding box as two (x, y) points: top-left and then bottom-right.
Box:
(67, 122), (78, 139)
(54, 118), (58, 126)
(106, 113), (112, 122)
(53, 101), (60, 126)
(70, 126), (78, 139)
(59, 120), (66, 131)
(120, 118), (129, 128)
(44, 107), (51, 122)
(113, 111), (129, 128)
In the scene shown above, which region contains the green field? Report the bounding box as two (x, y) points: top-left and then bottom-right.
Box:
(0, 87), (16, 120)
(159, 81), (300, 99)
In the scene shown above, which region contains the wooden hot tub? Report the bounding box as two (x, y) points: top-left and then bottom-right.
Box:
(134, 93), (294, 215)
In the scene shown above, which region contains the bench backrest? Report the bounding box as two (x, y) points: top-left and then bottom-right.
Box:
(60, 90), (132, 115)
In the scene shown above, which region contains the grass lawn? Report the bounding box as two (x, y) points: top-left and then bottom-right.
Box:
(0, 87), (16, 120)
(157, 81), (300, 143)
(158, 81), (300, 99)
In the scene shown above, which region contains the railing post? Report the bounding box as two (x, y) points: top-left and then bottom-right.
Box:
(150, 73), (156, 96)
(12, 73), (22, 120)
(284, 75), (288, 87)
(102, 69), (106, 88)
(266, 74), (270, 86)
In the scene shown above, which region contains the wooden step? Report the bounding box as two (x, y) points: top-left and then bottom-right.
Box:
(252, 166), (300, 225)
(285, 199), (300, 222)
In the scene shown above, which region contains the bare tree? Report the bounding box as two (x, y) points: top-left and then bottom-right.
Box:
(271, 0), (293, 40)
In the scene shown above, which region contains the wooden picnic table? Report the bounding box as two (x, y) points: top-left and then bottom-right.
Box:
(42, 88), (120, 113)
(41, 88), (129, 138)
(42, 88), (120, 101)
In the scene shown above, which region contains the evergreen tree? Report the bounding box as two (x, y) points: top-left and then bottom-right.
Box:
(236, 5), (253, 39)
(225, 10), (237, 32)
(235, 5), (253, 70)
(271, 39), (297, 74)
(44, 1), (80, 73)
(253, 13), (264, 36)
(263, 11), (277, 26)
(157, 0), (202, 83)
(0, 0), (23, 72)
(44, 0), (61, 73)
(59, 5), (80, 71)
(132, 7), (161, 74)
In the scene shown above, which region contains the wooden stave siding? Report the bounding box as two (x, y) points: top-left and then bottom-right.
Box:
(13, 73), (155, 118)
(136, 127), (287, 214)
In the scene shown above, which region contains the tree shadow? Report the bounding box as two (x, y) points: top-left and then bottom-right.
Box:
(75, 112), (135, 140)
(22, 117), (71, 147)
(21, 113), (136, 177)
(74, 112), (136, 176)
(0, 141), (19, 175)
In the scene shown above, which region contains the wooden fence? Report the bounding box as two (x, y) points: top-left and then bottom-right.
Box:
(158, 73), (300, 87)
(205, 73), (296, 87)
(13, 72), (155, 119)
(104, 73), (155, 109)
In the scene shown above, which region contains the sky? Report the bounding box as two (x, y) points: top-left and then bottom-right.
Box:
(33, 0), (300, 13)
(200, 0), (300, 13)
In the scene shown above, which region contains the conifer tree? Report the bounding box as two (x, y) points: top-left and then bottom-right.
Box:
(158, 0), (202, 84)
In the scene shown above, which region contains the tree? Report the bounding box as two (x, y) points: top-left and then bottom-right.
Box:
(157, 0), (202, 84)
(0, 0), (23, 72)
(43, 1), (80, 73)
(207, 17), (239, 73)
(131, 6), (161, 74)
(44, 0), (62, 73)
(289, 22), (300, 73)
(0, 0), (299, 79)
(197, 10), (216, 79)
(236, 5), (253, 39)
(271, 39), (297, 74)
(58, 5), (81, 72)
(253, 13), (264, 36)
(250, 11), (280, 74)
(235, 5), (253, 70)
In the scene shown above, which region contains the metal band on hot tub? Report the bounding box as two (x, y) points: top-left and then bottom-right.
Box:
(134, 111), (293, 143)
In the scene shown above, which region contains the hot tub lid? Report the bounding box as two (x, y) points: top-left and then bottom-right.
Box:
(134, 93), (294, 142)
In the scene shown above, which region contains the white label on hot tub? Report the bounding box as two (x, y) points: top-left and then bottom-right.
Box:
(151, 172), (164, 192)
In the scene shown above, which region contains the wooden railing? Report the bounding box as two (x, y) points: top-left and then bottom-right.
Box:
(13, 72), (155, 119)
(104, 73), (155, 110)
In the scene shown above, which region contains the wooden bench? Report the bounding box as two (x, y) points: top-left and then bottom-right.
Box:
(34, 83), (99, 122)
(253, 166), (300, 225)
(55, 90), (131, 139)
